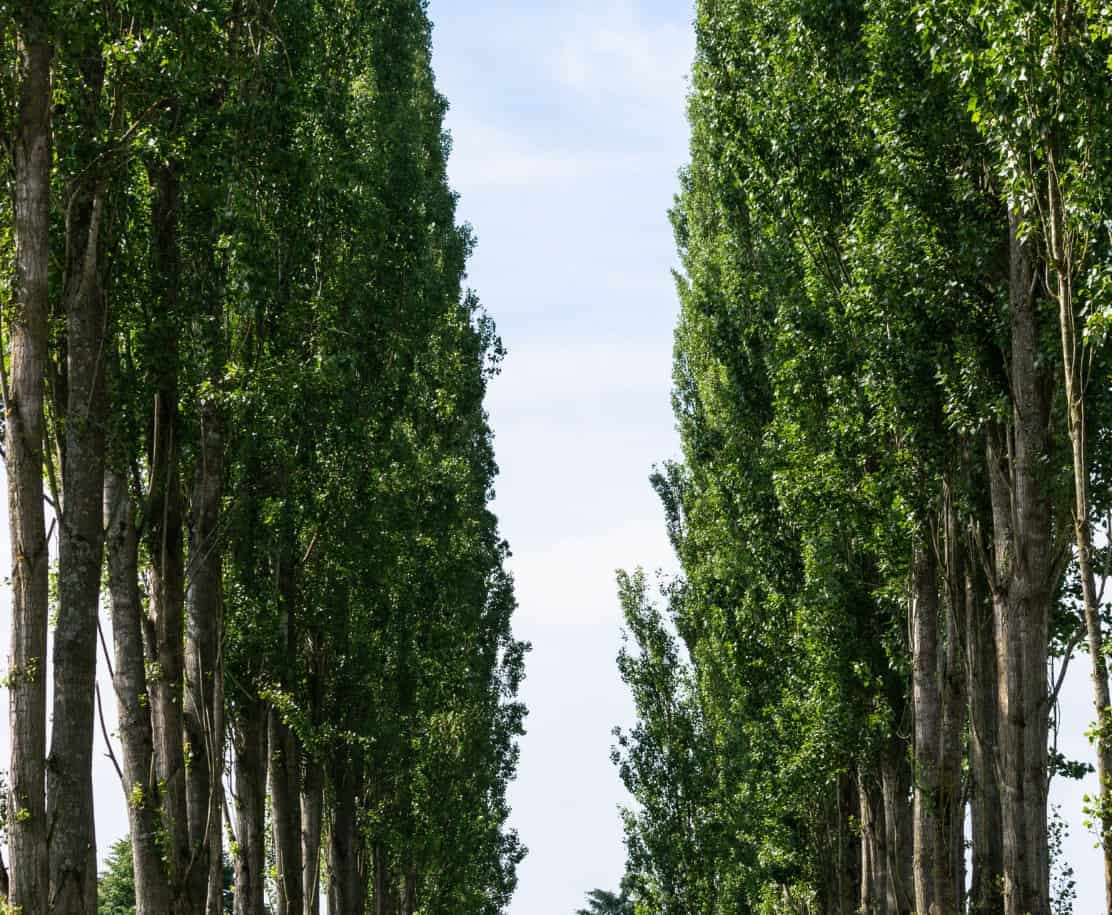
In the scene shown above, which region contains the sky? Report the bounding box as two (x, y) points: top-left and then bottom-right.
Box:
(422, 1), (690, 911)
(0, 2), (1105, 914)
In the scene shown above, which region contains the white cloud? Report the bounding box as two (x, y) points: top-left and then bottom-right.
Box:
(507, 520), (677, 627)
(553, 0), (694, 116)
(445, 113), (670, 190)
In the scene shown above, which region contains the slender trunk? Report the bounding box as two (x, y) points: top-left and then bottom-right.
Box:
(861, 777), (874, 914)
(937, 498), (966, 915)
(1048, 142), (1112, 904)
(270, 707), (304, 915)
(328, 750), (364, 915)
(6, 25), (52, 915)
(859, 771), (889, 915)
(232, 697), (268, 915)
(881, 731), (913, 915)
(185, 387), (225, 915)
(146, 158), (192, 913)
(402, 867), (416, 915)
(967, 561), (1003, 915)
(46, 47), (109, 910)
(302, 759), (324, 915)
(1011, 213), (1053, 915)
(106, 469), (173, 915)
(987, 211), (1053, 915)
(374, 842), (390, 915)
(912, 540), (941, 915)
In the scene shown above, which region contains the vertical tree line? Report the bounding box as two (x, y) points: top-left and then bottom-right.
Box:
(0, 2), (526, 914)
(613, 1), (1112, 913)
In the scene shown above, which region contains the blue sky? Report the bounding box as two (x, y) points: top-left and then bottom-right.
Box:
(424, 2), (692, 910)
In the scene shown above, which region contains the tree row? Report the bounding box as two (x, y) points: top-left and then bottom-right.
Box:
(615, 0), (1112, 913)
(1, 2), (525, 913)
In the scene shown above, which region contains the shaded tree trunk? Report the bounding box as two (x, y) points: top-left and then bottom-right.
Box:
(912, 541), (941, 915)
(937, 497), (967, 914)
(106, 468), (173, 915)
(328, 749), (364, 915)
(185, 370), (226, 915)
(232, 697), (268, 915)
(967, 562), (1003, 915)
(46, 45), (109, 913)
(881, 731), (914, 915)
(270, 706), (304, 915)
(302, 757), (324, 915)
(145, 158), (192, 915)
(5, 23), (52, 915)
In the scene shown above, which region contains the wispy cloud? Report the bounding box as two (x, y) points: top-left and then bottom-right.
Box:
(553, 0), (694, 118)
(445, 114), (672, 189)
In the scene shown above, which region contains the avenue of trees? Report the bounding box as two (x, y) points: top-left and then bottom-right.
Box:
(613, 0), (1112, 913)
(1, 2), (525, 914)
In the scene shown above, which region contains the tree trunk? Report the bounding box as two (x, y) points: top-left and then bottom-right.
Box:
(967, 562), (1003, 915)
(270, 707), (304, 915)
(185, 383), (226, 915)
(146, 158), (193, 913)
(912, 540), (941, 915)
(881, 731), (914, 915)
(106, 468), (174, 915)
(1048, 141), (1112, 906)
(937, 498), (966, 915)
(46, 46), (109, 911)
(328, 750), (364, 915)
(860, 771), (889, 915)
(6, 23), (52, 915)
(302, 758), (324, 915)
(986, 211), (1054, 915)
(232, 697), (268, 915)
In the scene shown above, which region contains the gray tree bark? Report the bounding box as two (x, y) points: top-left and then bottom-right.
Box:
(270, 706), (304, 915)
(911, 540), (941, 915)
(985, 211), (1054, 915)
(145, 158), (193, 915)
(106, 468), (173, 915)
(5, 21), (52, 915)
(967, 562), (1003, 915)
(232, 697), (268, 915)
(46, 46), (109, 915)
(186, 377), (226, 915)
(328, 750), (364, 915)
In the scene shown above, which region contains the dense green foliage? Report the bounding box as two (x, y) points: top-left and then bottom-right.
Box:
(1, 1), (524, 913)
(610, 1), (1112, 913)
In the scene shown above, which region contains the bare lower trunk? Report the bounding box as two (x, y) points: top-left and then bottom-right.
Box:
(402, 867), (416, 915)
(859, 771), (889, 915)
(937, 500), (966, 915)
(270, 707), (304, 915)
(6, 26), (52, 915)
(374, 842), (390, 915)
(881, 731), (913, 915)
(106, 469), (173, 915)
(185, 394), (225, 915)
(302, 759), (324, 915)
(967, 563), (1003, 915)
(328, 750), (364, 915)
(912, 541), (940, 915)
(146, 159), (192, 913)
(232, 698), (268, 915)
(988, 212), (1053, 915)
